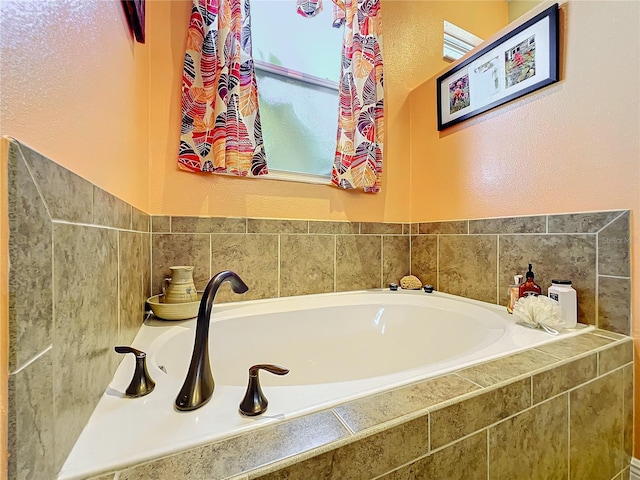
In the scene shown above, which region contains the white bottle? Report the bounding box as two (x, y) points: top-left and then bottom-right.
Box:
(548, 279), (577, 328)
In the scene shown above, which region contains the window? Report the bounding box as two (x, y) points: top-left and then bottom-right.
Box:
(443, 20), (483, 62)
(251, 0), (343, 183)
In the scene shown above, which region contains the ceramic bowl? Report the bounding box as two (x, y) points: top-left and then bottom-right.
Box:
(147, 292), (203, 321)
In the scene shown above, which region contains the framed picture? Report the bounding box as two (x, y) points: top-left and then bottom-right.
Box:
(121, 0), (146, 44)
(437, 3), (559, 131)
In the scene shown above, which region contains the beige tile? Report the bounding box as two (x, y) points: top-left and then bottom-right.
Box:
(379, 431), (487, 480)
(548, 211), (624, 233)
(410, 223), (419, 234)
(430, 378), (530, 449)
(119, 410), (348, 480)
(131, 207), (150, 232)
(570, 369), (625, 480)
(7, 143), (53, 372)
(418, 220), (468, 234)
(360, 222), (403, 235)
(53, 224), (119, 469)
(592, 329), (629, 340)
(280, 235), (334, 296)
(499, 234), (596, 323)
(383, 236), (410, 287)
(256, 417), (428, 480)
(211, 234), (278, 302)
(309, 221), (358, 234)
(489, 394), (568, 480)
(151, 233), (210, 295)
(439, 235), (497, 303)
(335, 235), (382, 291)
(334, 374), (480, 433)
(598, 211), (630, 277)
(93, 186), (131, 229)
(623, 364), (633, 461)
(248, 219), (307, 234)
(598, 340), (633, 375)
(410, 235), (437, 287)
(534, 333), (614, 360)
(598, 276), (631, 335)
(469, 216), (546, 234)
(458, 349), (559, 387)
(119, 231), (151, 345)
(171, 216), (246, 233)
(7, 353), (55, 480)
(150, 215), (170, 232)
(532, 354), (597, 404)
(17, 140), (93, 223)
(86, 474), (116, 480)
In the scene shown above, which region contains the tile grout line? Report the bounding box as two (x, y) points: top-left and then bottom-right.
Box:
(596, 210), (627, 234)
(9, 344), (53, 376)
(15, 142), (54, 222)
(567, 391), (571, 480)
(330, 409), (356, 435)
(598, 274), (631, 280)
(277, 235), (281, 298)
(436, 235), (440, 291)
(595, 231), (599, 328)
(496, 235), (500, 306)
(486, 428), (490, 479)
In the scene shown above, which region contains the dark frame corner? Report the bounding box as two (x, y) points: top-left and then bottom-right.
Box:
(121, 0), (146, 44)
(437, 3), (559, 131)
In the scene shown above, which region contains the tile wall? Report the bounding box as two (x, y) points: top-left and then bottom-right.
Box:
(149, 216), (411, 304)
(5, 137), (633, 479)
(411, 213), (631, 334)
(6, 140), (151, 479)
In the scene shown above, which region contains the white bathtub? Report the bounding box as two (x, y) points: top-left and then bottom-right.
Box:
(60, 289), (590, 479)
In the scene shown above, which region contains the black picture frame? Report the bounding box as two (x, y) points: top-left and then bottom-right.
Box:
(437, 3), (559, 131)
(121, 0), (146, 44)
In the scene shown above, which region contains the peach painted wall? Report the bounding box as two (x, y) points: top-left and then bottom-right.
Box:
(409, 0), (639, 456)
(146, 0), (508, 221)
(0, 0), (150, 212)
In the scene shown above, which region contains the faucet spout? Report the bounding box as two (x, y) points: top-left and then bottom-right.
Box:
(175, 270), (248, 411)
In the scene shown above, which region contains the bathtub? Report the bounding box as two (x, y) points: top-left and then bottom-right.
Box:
(60, 289), (590, 479)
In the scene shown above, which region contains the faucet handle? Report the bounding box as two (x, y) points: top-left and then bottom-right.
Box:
(239, 364), (289, 416)
(115, 346), (156, 398)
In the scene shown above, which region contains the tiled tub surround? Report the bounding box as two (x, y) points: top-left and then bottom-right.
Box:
(150, 210), (630, 333)
(150, 216), (411, 304)
(81, 330), (633, 480)
(5, 137), (633, 480)
(411, 212), (631, 334)
(6, 139), (151, 479)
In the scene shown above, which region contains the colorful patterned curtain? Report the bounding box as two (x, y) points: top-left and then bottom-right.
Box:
(330, 0), (384, 193)
(178, 0), (268, 176)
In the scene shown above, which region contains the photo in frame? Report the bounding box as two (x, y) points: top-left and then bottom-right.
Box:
(121, 0), (146, 43)
(437, 3), (559, 131)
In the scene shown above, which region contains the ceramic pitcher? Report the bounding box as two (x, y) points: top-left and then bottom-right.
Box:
(163, 266), (197, 304)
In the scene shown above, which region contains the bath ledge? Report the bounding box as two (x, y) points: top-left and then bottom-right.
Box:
(59, 289), (632, 480)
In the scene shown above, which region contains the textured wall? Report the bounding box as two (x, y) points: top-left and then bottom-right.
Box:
(146, 0), (508, 219)
(0, 0), (150, 212)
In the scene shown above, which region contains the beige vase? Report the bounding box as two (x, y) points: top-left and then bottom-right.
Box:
(163, 266), (198, 304)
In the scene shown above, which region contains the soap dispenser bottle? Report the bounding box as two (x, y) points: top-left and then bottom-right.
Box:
(518, 264), (542, 298)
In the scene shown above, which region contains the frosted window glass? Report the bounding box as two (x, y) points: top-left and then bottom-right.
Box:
(256, 70), (338, 176)
(251, 0), (342, 82)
